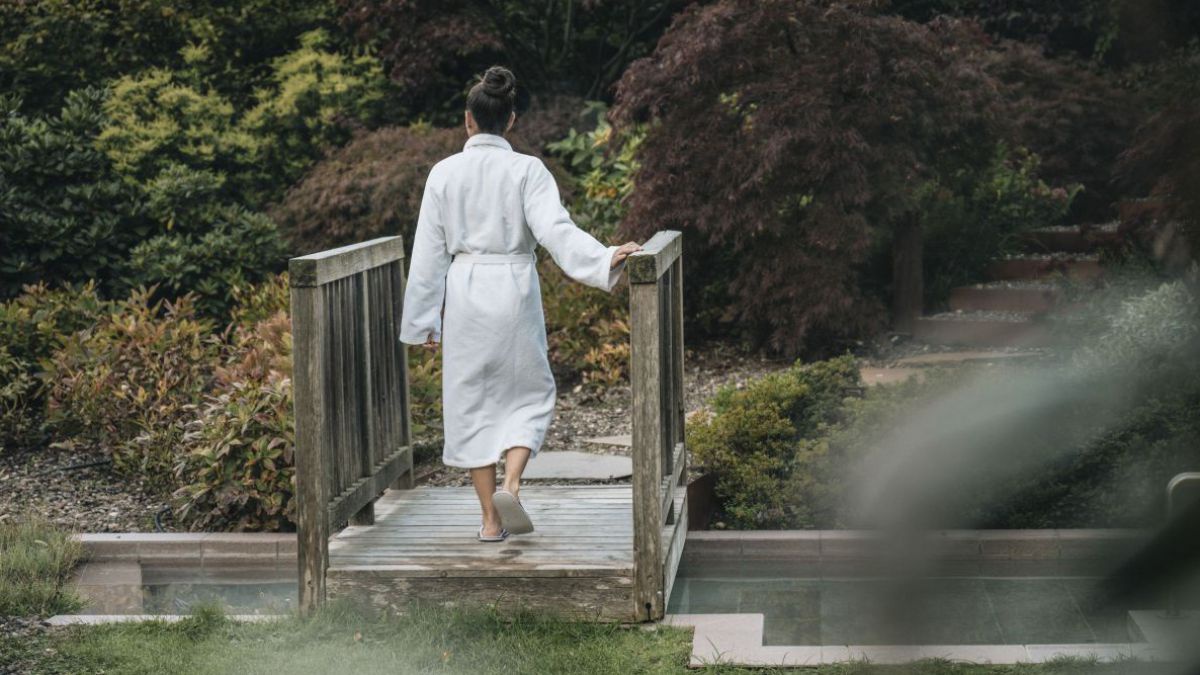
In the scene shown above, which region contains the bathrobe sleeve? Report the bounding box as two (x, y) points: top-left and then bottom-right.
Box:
(523, 159), (624, 292)
(399, 174), (452, 344)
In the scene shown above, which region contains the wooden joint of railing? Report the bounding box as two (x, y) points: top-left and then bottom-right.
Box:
(289, 236), (406, 288)
(627, 230), (682, 284)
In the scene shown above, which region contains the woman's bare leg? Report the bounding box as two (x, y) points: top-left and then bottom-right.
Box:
(501, 446), (531, 498)
(470, 464), (503, 537)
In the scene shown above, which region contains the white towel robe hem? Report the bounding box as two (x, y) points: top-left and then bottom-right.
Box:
(399, 133), (625, 469)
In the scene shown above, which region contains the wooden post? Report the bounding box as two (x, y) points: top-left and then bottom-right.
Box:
(630, 279), (665, 621)
(892, 217), (923, 334)
(291, 283), (329, 615)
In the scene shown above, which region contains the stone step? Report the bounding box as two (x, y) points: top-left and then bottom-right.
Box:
(913, 312), (1053, 348)
(894, 350), (1043, 367)
(1022, 223), (1120, 254)
(987, 256), (1102, 282)
(948, 283), (1060, 314)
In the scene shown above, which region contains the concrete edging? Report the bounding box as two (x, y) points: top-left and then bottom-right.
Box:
(74, 533), (296, 565)
(683, 529), (1148, 563)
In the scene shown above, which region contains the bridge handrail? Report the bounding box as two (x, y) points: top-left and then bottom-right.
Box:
(628, 229), (687, 620)
(291, 236), (415, 614)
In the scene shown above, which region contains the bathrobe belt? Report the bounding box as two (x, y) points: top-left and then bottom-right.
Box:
(452, 252), (537, 264)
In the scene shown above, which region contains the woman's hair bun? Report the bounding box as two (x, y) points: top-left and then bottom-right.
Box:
(481, 66), (516, 99)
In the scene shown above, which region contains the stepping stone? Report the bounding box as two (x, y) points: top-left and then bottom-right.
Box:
(895, 350), (1041, 367)
(580, 433), (632, 448)
(521, 451), (632, 481)
(859, 367), (923, 387)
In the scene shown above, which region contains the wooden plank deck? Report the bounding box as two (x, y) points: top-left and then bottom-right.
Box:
(325, 485), (640, 620)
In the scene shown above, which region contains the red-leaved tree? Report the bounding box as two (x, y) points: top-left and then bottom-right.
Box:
(612, 0), (1009, 352)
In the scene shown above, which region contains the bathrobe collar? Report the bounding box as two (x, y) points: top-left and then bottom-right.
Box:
(464, 133), (512, 152)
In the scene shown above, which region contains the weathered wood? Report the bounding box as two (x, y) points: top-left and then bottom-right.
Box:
(662, 492), (688, 605)
(290, 238), (414, 615)
(291, 284), (329, 614)
(630, 280), (665, 620)
(627, 230), (682, 283)
(327, 572), (636, 622)
(289, 236), (406, 287)
(328, 446), (414, 526)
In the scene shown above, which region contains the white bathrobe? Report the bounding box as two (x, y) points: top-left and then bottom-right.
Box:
(399, 133), (625, 469)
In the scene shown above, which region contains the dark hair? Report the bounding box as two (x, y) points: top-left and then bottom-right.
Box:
(466, 66), (517, 135)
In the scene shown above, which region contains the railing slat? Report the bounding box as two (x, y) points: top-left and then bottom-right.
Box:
(291, 236), (412, 615)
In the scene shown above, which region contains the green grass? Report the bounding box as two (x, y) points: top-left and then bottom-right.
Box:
(0, 602), (1164, 674)
(0, 515), (85, 616)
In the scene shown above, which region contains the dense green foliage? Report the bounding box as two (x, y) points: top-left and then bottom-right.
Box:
(689, 357), (861, 528)
(691, 281), (1200, 530)
(0, 0), (338, 114)
(918, 144), (1079, 305)
(0, 88), (148, 296)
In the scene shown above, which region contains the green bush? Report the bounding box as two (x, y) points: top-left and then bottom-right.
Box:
(688, 357), (860, 528)
(237, 29), (393, 201)
(44, 290), (217, 481)
(0, 88), (148, 298)
(174, 313), (295, 531)
(0, 517), (84, 617)
(0, 0), (336, 115)
(694, 286), (1200, 530)
(918, 144), (1080, 306)
(121, 205), (288, 318)
(0, 283), (109, 451)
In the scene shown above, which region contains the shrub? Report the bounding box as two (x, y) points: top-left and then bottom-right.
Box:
(546, 105), (643, 240)
(237, 29), (395, 201)
(121, 206), (288, 318)
(0, 283), (109, 451)
(695, 294), (1200, 530)
(98, 66), (254, 187)
(0, 517), (84, 617)
(271, 124), (464, 255)
(44, 290), (217, 481)
(612, 1), (1013, 353)
(541, 262), (630, 388)
(0, 346), (38, 454)
(688, 356), (860, 528)
(918, 144), (1079, 305)
(230, 273), (292, 329)
(174, 313), (296, 531)
(0, 88), (148, 298)
(0, 0), (336, 115)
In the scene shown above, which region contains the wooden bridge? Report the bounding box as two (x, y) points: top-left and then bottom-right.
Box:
(288, 231), (687, 621)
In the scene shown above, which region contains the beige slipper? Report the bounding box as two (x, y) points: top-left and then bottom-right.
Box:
(493, 489), (534, 535)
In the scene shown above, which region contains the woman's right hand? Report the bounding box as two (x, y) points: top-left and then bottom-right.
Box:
(422, 332), (439, 351)
(611, 241), (643, 269)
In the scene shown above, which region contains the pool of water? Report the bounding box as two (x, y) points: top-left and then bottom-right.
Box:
(72, 564), (296, 616)
(668, 560), (1158, 646)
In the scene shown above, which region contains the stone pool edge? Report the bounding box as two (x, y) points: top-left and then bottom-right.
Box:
(74, 532), (296, 566)
(683, 529), (1149, 563)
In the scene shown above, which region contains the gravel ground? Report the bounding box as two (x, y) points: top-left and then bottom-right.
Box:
(413, 341), (790, 487)
(0, 446), (175, 533)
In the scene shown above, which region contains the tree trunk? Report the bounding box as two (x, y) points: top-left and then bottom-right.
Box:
(892, 217), (923, 334)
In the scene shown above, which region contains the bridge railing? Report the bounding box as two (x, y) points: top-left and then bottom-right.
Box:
(627, 230), (688, 621)
(290, 236), (415, 614)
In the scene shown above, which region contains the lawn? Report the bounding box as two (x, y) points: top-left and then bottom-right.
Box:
(0, 602), (1162, 675)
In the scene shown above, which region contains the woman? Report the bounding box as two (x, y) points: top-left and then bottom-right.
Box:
(399, 66), (642, 542)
